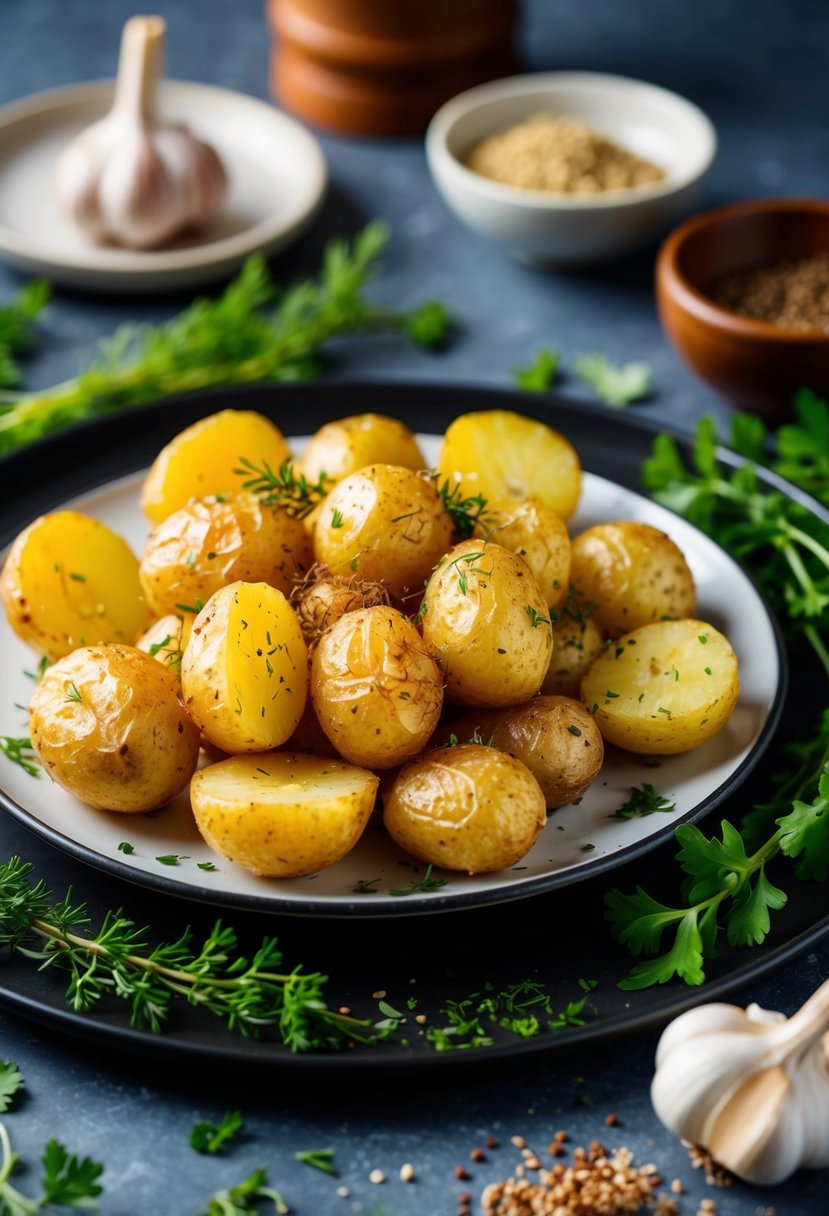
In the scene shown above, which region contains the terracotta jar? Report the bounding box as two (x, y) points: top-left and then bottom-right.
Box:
(267, 0), (518, 136)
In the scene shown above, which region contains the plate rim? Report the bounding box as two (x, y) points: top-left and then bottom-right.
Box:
(0, 79), (328, 285)
(0, 381), (789, 918)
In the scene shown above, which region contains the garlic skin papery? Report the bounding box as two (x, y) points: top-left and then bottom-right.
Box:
(54, 15), (226, 250)
(651, 980), (829, 1185)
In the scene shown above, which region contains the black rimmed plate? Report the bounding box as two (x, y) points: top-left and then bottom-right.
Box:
(0, 383), (784, 917)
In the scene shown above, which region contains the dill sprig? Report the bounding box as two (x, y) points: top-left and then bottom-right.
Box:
(0, 857), (391, 1052)
(0, 224), (450, 457)
(235, 458), (332, 520)
(0, 736), (40, 778)
(432, 475), (491, 538)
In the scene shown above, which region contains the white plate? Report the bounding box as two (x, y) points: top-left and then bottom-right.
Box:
(0, 434), (782, 916)
(0, 81), (327, 291)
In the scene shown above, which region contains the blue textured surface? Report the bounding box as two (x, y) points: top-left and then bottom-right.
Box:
(0, 1), (827, 1212)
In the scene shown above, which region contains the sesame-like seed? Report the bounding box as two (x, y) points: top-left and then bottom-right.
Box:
(471, 1148), (486, 1163)
(338, 1006), (351, 1015)
(335, 1185), (350, 1198)
(415, 1014), (428, 1025)
(371, 990), (386, 999)
(511, 1135), (527, 1149)
(368, 1168), (385, 1185)
(454, 1165), (470, 1181)
(671, 1178), (683, 1194)
(399, 1163), (415, 1182)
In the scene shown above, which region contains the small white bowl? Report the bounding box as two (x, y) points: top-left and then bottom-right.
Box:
(425, 71), (716, 265)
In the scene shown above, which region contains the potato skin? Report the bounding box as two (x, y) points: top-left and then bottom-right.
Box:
(480, 498), (571, 611)
(581, 618), (739, 754)
(570, 521), (696, 638)
(384, 743), (547, 873)
(190, 752), (378, 877)
(420, 540), (553, 707)
(313, 464), (453, 600)
(140, 409), (292, 525)
(311, 606), (444, 769)
(140, 493), (313, 618)
(290, 564), (391, 647)
(1, 510), (148, 661)
(298, 414), (426, 486)
(135, 613), (193, 686)
(182, 582), (308, 753)
(541, 612), (605, 698)
(433, 696), (604, 808)
(29, 644), (200, 812)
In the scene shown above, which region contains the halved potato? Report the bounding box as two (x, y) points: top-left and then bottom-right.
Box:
(570, 521), (696, 638)
(438, 410), (581, 520)
(384, 743), (547, 873)
(581, 619), (739, 754)
(29, 644), (200, 812)
(1, 510), (148, 660)
(140, 410), (292, 525)
(190, 752), (378, 877)
(181, 581), (308, 753)
(298, 413), (426, 486)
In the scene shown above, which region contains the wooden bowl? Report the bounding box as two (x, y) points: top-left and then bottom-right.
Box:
(656, 199), (829, 421)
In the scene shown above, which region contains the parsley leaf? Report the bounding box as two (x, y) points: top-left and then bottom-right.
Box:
(573, 353), (651, 407)
(198, 1168), (288, 1216)
(512, 348), (559, 392)
(190, 1109), (244, 1155)
(776, 772), (829, 881)
(40, 1138), (104, 1207)
(0, 1060), (24, 1112)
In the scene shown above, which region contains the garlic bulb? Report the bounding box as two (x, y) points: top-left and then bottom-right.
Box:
(54, 15), (226, 250)
(652, 980), (829, 1184)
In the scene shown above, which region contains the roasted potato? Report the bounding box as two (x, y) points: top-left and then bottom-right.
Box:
(181, 582), (308, 753)
(313, 464), (453, 600)
(1, 510), (148, 661)
(541, 611), (605, 698)
(432, 695), (603, 808)
(139, 492), (313, 618)
(438, 410), (581, 520)
(298, 414), (426, 487)
(290, 563), (390, 646)
(479, 498), (571, 611)
(140, 409), (292, 525)
(570, 521), (696, 638)
(384, 743), (547, 873)
(581, 619), (739, 754)
(420, 540), (553, 707)
(29, 644), (200, 812)
(190, 752), (378, 877)
(311, 606), (444, 769)
(135, 613), (193, 686)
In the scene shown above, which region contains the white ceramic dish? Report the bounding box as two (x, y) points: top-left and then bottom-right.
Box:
(426, 71), (716, 265)
(0, 433), (780, 917)
(0, 80), (327, 292)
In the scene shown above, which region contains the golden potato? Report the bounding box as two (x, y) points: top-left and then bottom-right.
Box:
(438, 410), (581, 520)
(480, 498), (571, 611)
(313, 464), (453, 600)
(570, 521), (696, 638)
(541, 611), (605, 698)
(181, 582), (308, 753)
(1, 510), (148, 661)
(290, 563), (391, 646)
(420, 540), (553, 707)
(139, 492), (313, 618)
(384, 743), (547, 873)
(298, 414), (426, 486)
(29, 644), (200, 812)
(311, 606), (444, 769)
(190, 752), (378, 877)
(432, 696), (603, 808)
(140, 409), (292, 525)
(135, 613), (193, 685)
(581, 619), (739, 754)
(280, 699), (340, 758)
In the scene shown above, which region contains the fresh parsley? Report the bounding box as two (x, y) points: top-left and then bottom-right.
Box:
(294, 1148), (337, 1176)
(190, 1110), (244, 1155)
(573, 353), (651, 407)
(512, 347), (559, 393)
(197, 1168), (288, 1216)
(0, 1061), (23, 1113)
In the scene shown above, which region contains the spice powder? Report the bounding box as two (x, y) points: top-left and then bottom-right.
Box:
(463, 114), (665, 196)
(710, 252), (829, 330)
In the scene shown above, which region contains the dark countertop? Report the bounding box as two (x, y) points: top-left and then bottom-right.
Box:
(0, 1), (827, 1213)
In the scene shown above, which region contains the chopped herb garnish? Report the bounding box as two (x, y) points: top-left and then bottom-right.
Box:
(197, 862), (218, 872)
(64, 682), (83, 704)
(526, 605), (551, 628)
(117, 842), (135, 855)
(611, 784), (677, 820)
(605, 690), (620, 699)
(23, 656), (50, 681)
(330, 508), (344, 529)
(175, 598), (205, 614)
(294, 1148), (337, 1176)
(567, 725), (582, 737)
(0, 737), (39, 777)
(432, 475), (491, 538)
(390, 864), (447, 897)
(512, 347), (560, 393)
(155, 854), (188, 866)
(352, 877), (381, 894)
(69, 571), (86, 582)
(574, 353), (651, 407)
(190, 1109), (244, 1155)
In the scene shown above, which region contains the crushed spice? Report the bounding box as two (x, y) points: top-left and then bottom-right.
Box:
(464, 114), (665, 196)
(709, 251), (829, 330)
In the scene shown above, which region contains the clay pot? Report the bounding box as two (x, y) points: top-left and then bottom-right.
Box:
(267, 0), (518, 136)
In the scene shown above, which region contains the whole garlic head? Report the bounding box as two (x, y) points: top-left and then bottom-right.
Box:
(54, 15), (226, 250)
(652, 981), (829, 1185)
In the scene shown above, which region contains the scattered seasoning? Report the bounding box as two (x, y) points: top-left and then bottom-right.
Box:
(687, 1143), (733, 1187)
(336, 1185), (350, 1199)
(710, 252), (829, 330)
(604, 1112), (619, 1127)
(368, 1168), (385, 1185)
(197, 861), (218, 872)
(455, 1165), (471, 1181)
(670, 1179), (683, 1195)
(486, 1138), (499, 1150)
(611, 784), (677, 820)
(471, 1147), (487, 1163)
(371, 990), (387, 1000)
(464, 114), (665, 195)
(567, 725), (582, 737)
(155, 854), (189, 866)
(399, 1163), (415, 1182)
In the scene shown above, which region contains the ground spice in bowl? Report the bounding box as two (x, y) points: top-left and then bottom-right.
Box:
(710, 251), (829, 330)
(463, 114), (665, 196)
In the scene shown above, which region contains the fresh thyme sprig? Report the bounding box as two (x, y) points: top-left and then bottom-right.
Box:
(0, 857), (390, 1052)
(0, 223), (450, 456)
(235, 458), (332, 520)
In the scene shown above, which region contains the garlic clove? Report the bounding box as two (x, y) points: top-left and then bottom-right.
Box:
(652, 978), (829, 1186)
(54, 16), (226, 250)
